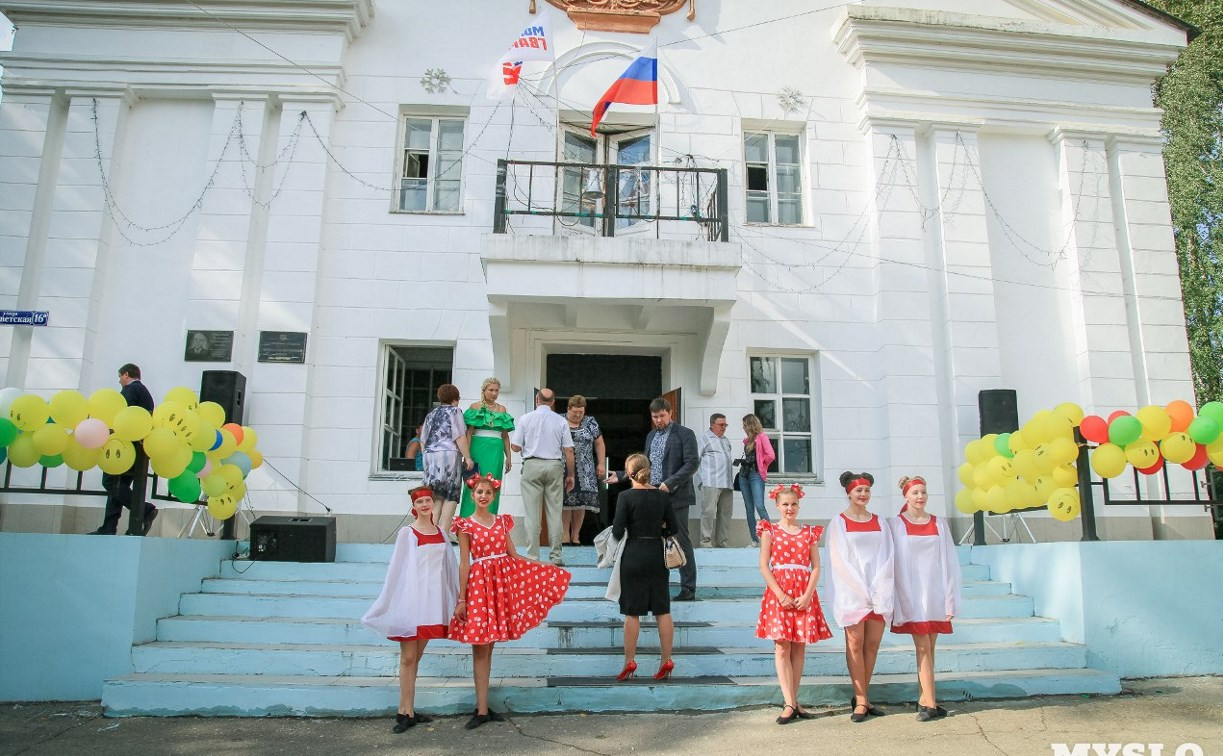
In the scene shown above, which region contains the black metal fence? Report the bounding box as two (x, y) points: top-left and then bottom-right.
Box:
(493, 159), (729, 241)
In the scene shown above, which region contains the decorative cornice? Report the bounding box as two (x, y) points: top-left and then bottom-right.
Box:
(833, 6), (1185, 86)
(543, 0), (691, 33)
(0, 0), (375, 42)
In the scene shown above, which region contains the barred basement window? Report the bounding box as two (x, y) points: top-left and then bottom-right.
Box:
(744, 132), (803, 225)
(749, 354), (818, 477)
(378, 345), (454, 473)
(398, 116), (465, 212)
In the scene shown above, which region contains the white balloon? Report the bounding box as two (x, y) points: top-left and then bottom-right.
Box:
(0, 387), (23, 418)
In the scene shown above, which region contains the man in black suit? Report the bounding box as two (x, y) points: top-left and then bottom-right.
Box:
(644, 397), (700, 600)
(89, 363), (157, 536)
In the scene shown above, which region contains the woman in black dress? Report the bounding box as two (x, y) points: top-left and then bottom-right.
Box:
(612, 453), (679, 681)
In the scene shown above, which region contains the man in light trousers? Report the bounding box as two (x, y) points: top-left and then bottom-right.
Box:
(510, 388), (575, 566)
(698, 413), (734, 548)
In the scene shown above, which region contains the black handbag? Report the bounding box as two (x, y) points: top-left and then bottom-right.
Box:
(732, 457), (745, 490)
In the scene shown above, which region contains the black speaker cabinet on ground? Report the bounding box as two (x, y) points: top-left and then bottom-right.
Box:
(250, 516), (336, 562)
(201, 370), (246, 425)
(979, 389), (1019, 435)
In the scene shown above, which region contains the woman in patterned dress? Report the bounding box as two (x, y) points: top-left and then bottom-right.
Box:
(450, 474), (571, 729)
(420, 384), (474, 538)
(459, 377), (514, 517)
(756, 483), (832, 724)
(562, 395), (606, 545)
(889, 475), (961, 722)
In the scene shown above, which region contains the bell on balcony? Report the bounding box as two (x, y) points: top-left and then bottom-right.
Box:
(581, 170), (604, 201)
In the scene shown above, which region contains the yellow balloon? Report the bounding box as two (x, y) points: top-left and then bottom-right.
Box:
(248, 449), (263, 469)
(1043, 412), (1075, 442)
(1051, 463), (1078, 488)
(33, 423), (69, 456)
(237, 426), (258, 452)
(1003, 481), (1028, 511)
(1048, 487), (1081, 522)
(8, 432), (40, 467)
(984, 484), (1007, 513)
(1008, 430), (1030, 454)
(217, 463), (244, 487)
(215, 429), (237, 459)
(1208, 446), (1223, 468)
(113, 406), (153, 442)
(1012, 449), (1041, 481)
(163, 386), (199, 411)
(1136, 405), (1172, 443)
(971, 487), (987, 509)
(1049, 437), (1079, 467)
(207, 495), (238, 520)
(227, 480), (247, 500)
(1031, 443), (1058, 473)
(954, 487), (977, 513)
(201, 473), (228, 497)
(98, 438), (136, 475)
(973, 464), (994, 489)
(10, 395), (49, 431)
(62, 438), (101, 472)
(1090, 443), (1126, 478)
(1024, 411), (1054, 445)
(1125, 440), (1160, 469)
(956, 462), (975, 487)
(1055, 402), (1085, 426)
(152, 400), (187, 430)
(143, 427), (181, 461)
(88, 389), (127, 425)
(1034, 475), (1057, 501)
(987, 455), (1017, 483)
(49, 390), (90, 427)
(1160, 432), (1195, 464)
(197, 401), (226, 428)
(189, 421), (218, 452)
(152, 452), (189, 479)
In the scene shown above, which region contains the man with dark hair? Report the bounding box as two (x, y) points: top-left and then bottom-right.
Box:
(88, 364), (157, 536)
(698, 412), (734, 548)
(510, 388), (575, 565)
(645, 398), (700, 600)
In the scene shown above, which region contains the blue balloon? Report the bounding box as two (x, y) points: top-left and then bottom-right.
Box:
(209, 429), (223, 451)
(224, 451), (252, 477)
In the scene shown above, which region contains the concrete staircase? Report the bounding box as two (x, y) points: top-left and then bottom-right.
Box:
(101, 544), (1120, 716)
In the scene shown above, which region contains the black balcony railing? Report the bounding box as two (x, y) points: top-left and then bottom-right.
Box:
(493, 159), (729, 241)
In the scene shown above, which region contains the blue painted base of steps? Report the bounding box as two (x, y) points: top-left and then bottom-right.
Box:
(100, 545), (1123, 717)
(102, 668), (1121, 718)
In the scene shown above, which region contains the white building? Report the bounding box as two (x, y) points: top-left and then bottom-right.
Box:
(0, 0), (1210, 543)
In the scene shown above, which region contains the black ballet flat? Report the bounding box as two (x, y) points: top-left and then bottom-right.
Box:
(850, 704), (868, 723)
(916, 705), (936, 722)
(392, 713), (415, 733)
(776, 705), (798, 725)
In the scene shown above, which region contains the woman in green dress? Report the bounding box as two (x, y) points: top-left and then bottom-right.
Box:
(458, 377), (514, 516)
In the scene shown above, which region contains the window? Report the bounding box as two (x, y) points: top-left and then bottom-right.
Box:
(558, 127), (654, 232)
(377, 345), (453, 473)
(399, 116), (465, 212)
(749, 354), (818, 476)
(744, 132), (802, 224)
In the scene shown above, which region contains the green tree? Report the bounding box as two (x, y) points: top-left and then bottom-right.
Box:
(1147, 0), (1223, 404)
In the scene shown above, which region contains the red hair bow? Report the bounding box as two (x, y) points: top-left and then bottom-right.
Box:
(465, 473), (502, 491)
(768, 483), (804, 500)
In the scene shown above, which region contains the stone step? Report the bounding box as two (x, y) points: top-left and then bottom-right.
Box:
(101, 667), (1121, 717)
(217, 559), (993, 583)
(156, 614), (1064, 649)
(176, 592), (1034, 622)
(197, 577), (1011, 600)
(130, 640), (1087, 678)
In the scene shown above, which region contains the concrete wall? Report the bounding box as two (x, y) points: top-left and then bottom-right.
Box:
(0, 533), (235, 701)
(971, 541), (1223, 677)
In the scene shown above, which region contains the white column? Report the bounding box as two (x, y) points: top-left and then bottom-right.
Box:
(866, 121), (947, 512)
(0, 90), (64, 386)
(248, 98), (335, 514)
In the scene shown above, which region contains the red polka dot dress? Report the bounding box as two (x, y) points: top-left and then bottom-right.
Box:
(448, 514), (571, 644)
(755, 521), (833, 644)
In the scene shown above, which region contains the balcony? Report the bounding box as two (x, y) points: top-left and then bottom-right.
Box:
(492, 159), (729, 241)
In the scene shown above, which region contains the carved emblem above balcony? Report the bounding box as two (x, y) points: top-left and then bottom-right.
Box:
(541, 0), (693, 33)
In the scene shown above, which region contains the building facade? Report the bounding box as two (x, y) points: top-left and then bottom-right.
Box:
(0, 0), (1210, 542)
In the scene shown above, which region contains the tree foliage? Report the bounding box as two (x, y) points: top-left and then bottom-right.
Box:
(1148, 0), (1223, 404)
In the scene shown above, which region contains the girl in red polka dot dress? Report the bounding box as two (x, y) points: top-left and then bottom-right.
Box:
(449, 473), (571, 729)
(756, 483), (832, 724)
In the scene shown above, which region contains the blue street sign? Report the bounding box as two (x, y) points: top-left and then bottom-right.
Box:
(0, 311), (50, 326)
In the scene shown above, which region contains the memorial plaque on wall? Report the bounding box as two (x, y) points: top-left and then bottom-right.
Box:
(184, 330), (234, 362)
(258, 331), (308, 364)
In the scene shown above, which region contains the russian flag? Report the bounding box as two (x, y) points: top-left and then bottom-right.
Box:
(590, 41), (658, 137)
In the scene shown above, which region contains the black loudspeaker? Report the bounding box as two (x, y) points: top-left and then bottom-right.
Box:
(979, 389), (1019, 435)
(201, 370), (246, 425)
(249, 516), (336, 562)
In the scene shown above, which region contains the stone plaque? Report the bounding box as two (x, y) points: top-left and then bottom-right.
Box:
(257, 331), (308, 364)
(184, 330), (234, 362)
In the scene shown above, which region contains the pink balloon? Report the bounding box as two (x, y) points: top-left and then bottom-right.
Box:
(73, 418), (110, 449)
(196, 459), (213, 479)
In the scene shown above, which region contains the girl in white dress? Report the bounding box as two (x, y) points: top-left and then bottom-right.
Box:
(827, 471), (894, 723)
(888, 476), (962, 721)
(361, 486), (459, 733)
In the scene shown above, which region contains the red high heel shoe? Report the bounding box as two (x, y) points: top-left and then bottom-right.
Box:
(616, 661), (637, 681)
(653, 659), (675, 680)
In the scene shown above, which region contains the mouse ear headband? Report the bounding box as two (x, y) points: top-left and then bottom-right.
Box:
(465, 473), (501, 491)
(768, 483), (804, 500)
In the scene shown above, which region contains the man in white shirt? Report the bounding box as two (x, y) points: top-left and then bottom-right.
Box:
(698, 413), (735, 548)
(509, 388), (575, 565)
